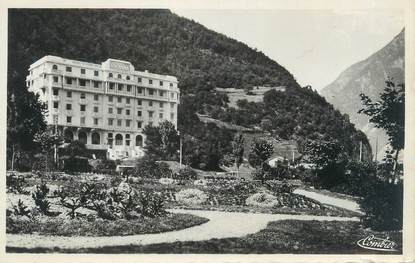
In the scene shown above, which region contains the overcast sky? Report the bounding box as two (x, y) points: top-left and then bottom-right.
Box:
(173, 9), (404, 91)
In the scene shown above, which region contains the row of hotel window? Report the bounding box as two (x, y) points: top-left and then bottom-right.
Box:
(60, 115), (169, 128)
(51, 80), (176, 98)
(49, 64), (174, 87)
(57, 103), (174, 118)
(52, 90), (176, 108)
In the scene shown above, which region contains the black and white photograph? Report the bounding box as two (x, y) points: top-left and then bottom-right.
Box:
(3, 0), (414, 260)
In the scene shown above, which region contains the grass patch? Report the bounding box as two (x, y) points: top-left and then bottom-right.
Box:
(9, 220), (401, 254)
(6, 213), (208, 237)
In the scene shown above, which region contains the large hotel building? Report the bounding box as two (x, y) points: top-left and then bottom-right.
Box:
(26, 55), (180, 160)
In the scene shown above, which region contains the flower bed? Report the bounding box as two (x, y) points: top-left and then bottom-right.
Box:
(6, 212), (209, 236)
(175, 189), (208, 205)
(246, 191), (324, 209)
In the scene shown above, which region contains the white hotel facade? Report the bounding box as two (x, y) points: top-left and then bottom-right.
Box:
(26, 55), (180, 160)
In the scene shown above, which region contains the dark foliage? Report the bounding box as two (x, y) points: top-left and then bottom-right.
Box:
(63, 157), (91, 174)
(134, 157), (173, 179)
(6, 173), (28, 194)
(143, 120), (179, 160)
(62, 140), (88, 158)
(31, 183), (50, 215)
(330, 161), (377, 196)
(12, 199), (31, 217)
(137, 191), (166, 218)
(174, 166), (198, 181)
(91, 159), (117, 175)
(359, 181), (403, 231)
(248, 138), (274, 168)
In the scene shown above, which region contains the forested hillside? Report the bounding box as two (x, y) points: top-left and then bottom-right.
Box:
(8, 9), (371, 170)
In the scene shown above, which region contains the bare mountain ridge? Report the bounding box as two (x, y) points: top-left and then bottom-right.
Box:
(320, 29), (404, 159)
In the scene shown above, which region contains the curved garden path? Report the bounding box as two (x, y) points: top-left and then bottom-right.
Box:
(7, 209), (359, 249)
(293, 188), (362, 214)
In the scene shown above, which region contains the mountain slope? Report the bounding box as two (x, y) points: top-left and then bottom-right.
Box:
(8, 9), (371, 168)
(320, 29), (404, 159)
(8, 9), (297, 96)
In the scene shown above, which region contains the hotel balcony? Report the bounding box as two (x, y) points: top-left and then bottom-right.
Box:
(51, 68), (63, 75)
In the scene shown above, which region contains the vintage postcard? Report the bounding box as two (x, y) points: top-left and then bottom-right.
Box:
(1, 0), (414, 262)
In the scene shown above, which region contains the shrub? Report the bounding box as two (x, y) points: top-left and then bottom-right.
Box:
(32, 183), (50, 215)
(314, 161), (347, 189)
(60, 196), (84, 219)
(13, 151), (35, 172)
(63, 157), (91, 174)
(6, 173), (28, 194)
(266, 180), (294, 194)
(90, 159), (117, 174)
(137, 191), (166, 218)
(12, 199), (30, 217)
(31, 154), (56, 172)
(359, 180), (403, 231)
(134, 157), (173, 179)
(331, 161), (377, 196)
(175, 189), (208, 205)
(175, 166), (198, 180)
(245, 192), (279, 207)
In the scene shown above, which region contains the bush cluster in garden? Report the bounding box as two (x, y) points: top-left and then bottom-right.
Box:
(63, 157), (91, 174)
(6, 173), (28, 194)
(89, 159), (117, 175)
(133, 157), (173, 179)
(265, 180), (294, 194)
(56, 182), (167, 220)
(175, 189), (208, 205)
(245, 191), (323, 209)
(174, 167), (198, 181)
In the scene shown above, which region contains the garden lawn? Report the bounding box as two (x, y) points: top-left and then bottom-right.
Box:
(12, 220), (400, 254)
(7, 213), (208, 237)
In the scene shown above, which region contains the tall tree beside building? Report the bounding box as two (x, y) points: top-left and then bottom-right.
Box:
(143, 120), (179, 160)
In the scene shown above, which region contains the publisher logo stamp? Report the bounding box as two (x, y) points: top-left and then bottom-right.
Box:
(357, 235), (398, 252)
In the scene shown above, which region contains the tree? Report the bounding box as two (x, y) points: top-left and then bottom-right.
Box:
(159, 121), (180, 159)
(33, 130), (63, 172)
(359, 79), (405, 177)
(249, 139), (274, 183)
(7, 90), (47, 171)
(304, 139), (345, 169)
(303, 139), (347, 188)
(63, 140), (87, 158)
(230, 133), (245, 176)
(143, 120), (179, 160)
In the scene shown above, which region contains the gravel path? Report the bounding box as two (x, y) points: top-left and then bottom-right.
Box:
(7, 209), (359, 249)
(293, 189), (362, 214)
